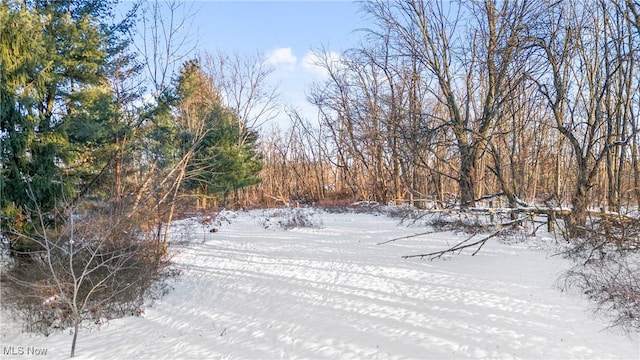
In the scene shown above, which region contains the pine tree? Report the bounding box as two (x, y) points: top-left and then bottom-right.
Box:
(174, 60), (263, 206)
(0, 0), (120, 250)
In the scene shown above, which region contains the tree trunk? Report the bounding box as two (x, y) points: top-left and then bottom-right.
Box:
(459, 148), (477, 208)
(568, 178), (589, 237)
(634, 135), (640, 206)
(70, 319), (80, 358)
(114, 148), (123, 216)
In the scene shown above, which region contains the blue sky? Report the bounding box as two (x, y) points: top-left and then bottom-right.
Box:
(191, 1), (365, 53)
(121, 1), (368, 128)
(189, 1), (366, 128)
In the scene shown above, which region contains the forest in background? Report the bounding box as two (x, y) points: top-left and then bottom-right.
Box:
(261, 0), (640, 232)
(2, 0), (640, 356)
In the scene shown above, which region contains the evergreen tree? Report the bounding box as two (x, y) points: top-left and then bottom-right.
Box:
(1, 3), (47, 234)
(0, 0), (121, 249)
(174, 60), (262, 205)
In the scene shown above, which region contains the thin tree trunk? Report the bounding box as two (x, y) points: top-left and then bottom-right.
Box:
(70, 319), (80, 358)
(633, 134), (640, 205)
(114, 146), (123, 216)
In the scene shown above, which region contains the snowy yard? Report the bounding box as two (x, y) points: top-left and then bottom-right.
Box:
(2, 209), (639, 359)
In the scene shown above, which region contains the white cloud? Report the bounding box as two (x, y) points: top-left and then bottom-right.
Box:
(301, 51), (341, 79)
(266, 47), (297, 69)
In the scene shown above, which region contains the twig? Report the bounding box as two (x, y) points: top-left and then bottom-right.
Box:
(377, 230), (438, 245)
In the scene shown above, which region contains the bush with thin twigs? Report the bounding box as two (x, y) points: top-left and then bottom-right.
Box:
(557, 250), (640, 333)
(1, 204), (174, 356)
(379, 205), (422, 222)
(557, 215), (640, 333)
(316, 198), (355, 211)
(260, 208), (323, 230)
(424, 212), (494, 234)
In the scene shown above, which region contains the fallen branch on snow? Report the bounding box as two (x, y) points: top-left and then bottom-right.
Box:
(401, 213), (536, 260)
(377, 230), (439, 246)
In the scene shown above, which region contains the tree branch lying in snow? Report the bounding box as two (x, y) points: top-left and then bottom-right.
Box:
(377, 231), (439, 246)
(401, 213), (536, 260)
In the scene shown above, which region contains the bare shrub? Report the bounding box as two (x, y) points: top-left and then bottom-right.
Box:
(320, 199), (387, 215)
(282, 209), (321, 229)
(212, 209), (239, 226)
(497, 226), (532, 245)
(379, 205), (422, 223)
(426, 212), (493, 235)
(557, 215), (640, 333)
(317, 198), (355, 211)
(260, 208), (323, 230)
(557, 251), (640, 333)
(1, 204), (171, 357)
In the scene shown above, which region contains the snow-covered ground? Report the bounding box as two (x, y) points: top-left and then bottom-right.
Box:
(1, 209), (639, 359)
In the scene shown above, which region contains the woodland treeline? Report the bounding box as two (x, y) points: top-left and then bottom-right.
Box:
(259, 0), (640, 233)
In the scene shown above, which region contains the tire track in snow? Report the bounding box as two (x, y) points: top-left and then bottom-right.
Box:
(9, 212), (633, 359)
(163, 212), (637, 359)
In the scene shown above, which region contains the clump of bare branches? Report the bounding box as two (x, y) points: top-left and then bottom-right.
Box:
(1, 202), (172, 357)
(425, 212), (494, 234)
(379, 205), (424, 224)
(400, 214), (535, 260)
(558, 251), (640, 333)
(259, 208), (324, 230)
(557, 215), (640, 333)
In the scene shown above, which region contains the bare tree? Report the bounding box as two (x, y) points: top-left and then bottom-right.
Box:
(531, 0), (637, 232)
(308, 48), (369, 200)
(202, 51), (280, 140)
(626, 2), (640, 207)
(487, 81), (551, 208)
(119, 0), (200, 252)
(135, 0), (197, 95)
(603, 1), (636, 212)
(363, 0), (536, 207)
(2, 198), (163, 357)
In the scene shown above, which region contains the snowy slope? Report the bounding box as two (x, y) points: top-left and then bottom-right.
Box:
(1, 209), (638, 359)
